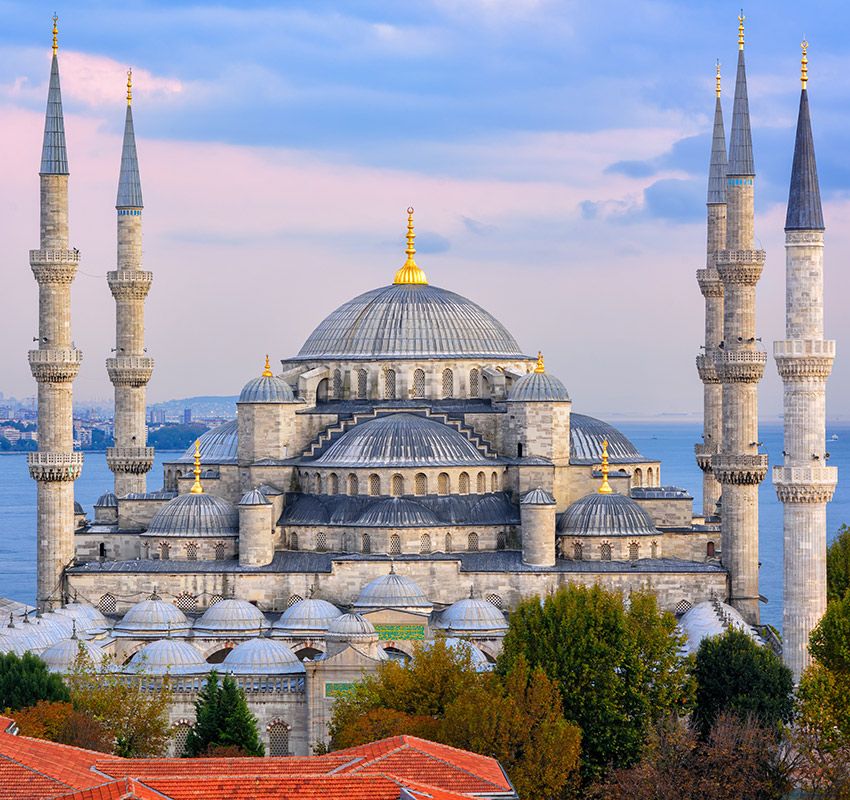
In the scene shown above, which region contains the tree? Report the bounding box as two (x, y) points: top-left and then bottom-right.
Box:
(692, 628), (793, 737)
(183, 672), (264, 757)
(827, 525), (850, 603)
(14, 700), (112, 752)
(809, 591), (850, 674)
(497, 585), (693, 780)
(0, 652), (69, 711)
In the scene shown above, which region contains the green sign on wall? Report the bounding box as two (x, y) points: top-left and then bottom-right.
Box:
(373, 623), (426, 641)
(325, 682), (356, 698)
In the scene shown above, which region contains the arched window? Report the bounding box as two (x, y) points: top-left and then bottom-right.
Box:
(469, 368), (480, 398)
(98, 593), (116, 615)
(329, 473), (339, 495)
(467, 532), (479, 551)
(287, 594), (303, 607)
(389, 534), (401, 555)
(491, 472), (499, 492)
(600, 542), (612, 561)
(315, 473), (323, 494)
(517, 443), (524, 458)
(316, 531), (328, 552)
(444, 533), (452, 553)
(413, 368), (425, 398)
(458, 472), (470, 494)
(160, 542), (170, 560)
(486, 593), (503, 609)
(420, 534), (431, 554)
(675, 600), (692, 615)
(438, 472), (450, 495)
(186, 542), (198, 561)
(171, 722), (192, 758)
(414, 473), (427, 496)
(391, 474), (404, 496)
(333, 369), (343, 399)
(361, 533), (371, 554)
(633, 467), (643, 487)
(651, 540), (658, 559)
(290, 532), (299, 550)
(384, 369), (396, 399)
(175, 592), (196, 612)
(496, 531), (506, 550)
(647, 467), (654, 486)
(369, 474), (381, 496)
(573, 541), (583, 560)
(347, 474), (358, 495)
(356, 369), (368, 400)
(209, 594), (224, 606)
(442, 368), (454, 398)
(267, 722), (290, 757)
(476, 471), (486, 493)
(214, 542), (226, 561)
(629, 541), (639, 561)
(316, 378), (329, 403)
(706, 541), (715, 558)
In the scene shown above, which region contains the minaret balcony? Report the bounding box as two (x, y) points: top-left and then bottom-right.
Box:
(696, 268), (723, 298)
(28, 349), (83, 383)
(711, 453), (768, 485)
(695, 354), (720, 383)
(106, 356), (154, 387)
(106, 446), (155, 475)
(107, 270), (153, 300)
(27, 451), (84, 482)
(694, 443), (718, 472)
(773, 465), (837, 504)
(30, 249), (79, 284)
(774, 340), (835, 380)
(716, 249), (766, 286)
(715, 350), (766, 383)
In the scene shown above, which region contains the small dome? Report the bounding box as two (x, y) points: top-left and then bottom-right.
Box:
(326, 612), (377, 642)
(0, 633), (40, 656)
(239, 488), (271, 506)
(356, 497), (440, 528)
(678, 600), (764, 656)
(441, 638), (493, 672)
(114, 599), (192, 637)
(40, 637), (105, 673)
(127, 639), (209, 675)
(146, 492), (238, 538)
(437, 597), (509, 634)
(508, 369), (569, 403)
(569, 413), (645, 464)
(222, 638), (305, 675)
(193, 599), (270, 637)
(175, 420), (238, 464)
(271, 599), (343, 637)
(558, 492), (658, 537)
(238, 374), (296, 404)
(94, 492), (118, 508)
(521, 487), (556, 505)
(353, 570), (432, 612)
(54, 603), (110, 633)
(73, 501), (85, 515)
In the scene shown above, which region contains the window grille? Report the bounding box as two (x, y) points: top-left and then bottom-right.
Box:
(414, 473), (427, 496)
(209, 594), (224, 606)
(420, 534), (431, 554)
(186, 542), (198, 561)
(629, 542), (639, 561)
(459, 472), (470, 494)
(347, 474), (358, 495)
(675, 600), (692, 615)
(287, 594), (303, 607)
(442, 368), (454, 398)
(290, 532), (299, 550)
(333, 369), (343, 399)
(159, 542), (170, 560)
(444, 533), (452, 553)
(438, 473), (450, 495)
(389, 534), (401, 555)
(329, 473), (339, 495)
(98, 593), (116, 615)
(214, 542), (226, 561)
(361, 533), (371, 554)
(467, 532), (479, 551)
(491, 472), (499, 492)
(486, 593), (503, 609)
(384, 369), (396, 399)
(476, 471), (486, 493)
(316, 531), (328, 552)
(175, 592), (196, 612)
(268, 723), (290, 757)
(413, 369), (425, 398)
(171, 723), (191, 758)
(601, 542), (612, 561)
(356, 369), (367, 399)
(573, 542), (583, 560)
(391, 474), (404, 496)
(496, 532), (506, 550)
(369, 474), (381, 496)
(469, 369), (480, 398)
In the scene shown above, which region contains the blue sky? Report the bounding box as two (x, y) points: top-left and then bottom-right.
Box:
(1, 0), (848, 418)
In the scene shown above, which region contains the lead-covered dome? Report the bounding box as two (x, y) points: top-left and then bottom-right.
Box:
(126, 639), (209, 675)
(146, 493), (238, 538)
(239, 358), (297, 404)
(508, 356), (569, 402)
(356, 497), (440, 528)
(294, 284), (525, 361)
(222, 638), (305, 674)
(271, 598), (343, 637)
(437, 597), (508, 635)
(569, 414), (644, 464)
(353, 570), (432, 613)
(40, 637), (105, 673)
(678, 600), (764, 655)
(326, 612), (377, 642)
(114, 599), (192, 637)
(558, 492), (658, 537)
(175, 420), (238, 464)
(313, 413), (491, 468)
(193, 599), (270, 637)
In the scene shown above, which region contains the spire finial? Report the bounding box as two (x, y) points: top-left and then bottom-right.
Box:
(598, 439), (613, 494)
(389, 562), (396, 575)
(393, 207), (428, 285)
(716, 60), (722, 98)
(738, 10), (745, 51)
(469, 584), (475, 599)
(534, 351), (545, 373)
(71, 619), (78, 640)
(801, 39), (809, 89)
(190, 439), (203, 494)
(127, 68), (133, 106)
(52, 14), (58, 55)
(262, 354), (273, 378)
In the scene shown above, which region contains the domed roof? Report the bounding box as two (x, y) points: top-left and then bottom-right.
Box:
(326, 612), (377, 641)
(356, 497), (440, 528)
(94, 492), (118, 508)
(40, 636), (105, 673)
(175, 420), (238, 464)
(294, 283), (525, 362)
(314, 413), (490, 468)
(114, 599), (192, 637)
(353, 569), (432, 612)
(441, 638), (494, 672)
(126, 639), (209, 675)
(146, 492), (238, 538)
(193, 599), (270, 637)
(54, 603), (110, 633)
(0, 633), (40, 656)
(521, 487), (556, 505)
(558, 492), (658, 537)
(678, 600), (764, 656)
(239, 488), (271, 506)
(272, 598), (343, 636)
(238, 359), (296, 404)
(569, 414), (645, 464)
(437, 596), (509, 634)
(222, 638), (305, 675)
(73, 501), (85, 515)
(508, 357), (569, 402)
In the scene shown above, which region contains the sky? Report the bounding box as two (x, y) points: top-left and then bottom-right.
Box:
(1, 0), (848, 420)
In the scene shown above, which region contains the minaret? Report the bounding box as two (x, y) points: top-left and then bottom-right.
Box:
(711, 13), (768, 625)
(106, 69), (154, 496)
(695, 62), (727, 519)
(28, 17), (84, 610)
(774, 42), (837, 680)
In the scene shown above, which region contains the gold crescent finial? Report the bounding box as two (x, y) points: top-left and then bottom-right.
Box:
(190, 439), (204, 494)
(738, 10), (745, 51)
(127, 68), (133, 106)
(534, 351), (545, 373)
(52, 14), (58, 55)
(801, 39), (809, 89)
(392, 206), (428, 285)
(262, 354), (273, 378)
(598, 439), (613, 494)
(716, 60), (721, 98)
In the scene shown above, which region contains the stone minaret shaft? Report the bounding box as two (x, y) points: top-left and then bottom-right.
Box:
(28, 25), (84, 610)
(695, 67), (727, 519)
(774, 52), (836, 680)
(712, 26), (767, 626)
(106, 74), (154, 496)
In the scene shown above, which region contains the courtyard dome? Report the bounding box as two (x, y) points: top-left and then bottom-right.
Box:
(353, 569), (432, 613)
(222, 638), (305, 675)
(175, 419), (238, 464)
(271, 598), (343, 637)
(558, 492), (658, 537)
(54, 603), (110, 633)
(239, 357), (297, 403)
(678, 600), (764, 656)
(442, 638), (493, 672)
(146, 492), (238, 538)
(40, 636), (105, 673)
(127, 639), (209, 675)
(114, 599), (192, 637)
(356, 497), (440, 528)
(508, 354), (570, 402)
(569, 413), (645, 464)
(326, 612), (377, 642)
(314, 413), (490, 468)
(193, 599), (270, 637)
(437, 597), (509, 635)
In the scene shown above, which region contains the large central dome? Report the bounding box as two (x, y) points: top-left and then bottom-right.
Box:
(293, 284), (525, 361)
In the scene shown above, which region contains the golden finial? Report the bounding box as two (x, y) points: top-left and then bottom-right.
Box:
(127, 68), (133, 106)
(715, 60), (721, 98)
(190, 440), (204, 494)
(534, 351), (545, 373)
(52, 14), (58, 55)
(598, 439), (613, 494)
(262, 354), (273, 378)
(801, 39), (809, 89)
(738, 10), (745, 51)
(392, 207), (428, 285)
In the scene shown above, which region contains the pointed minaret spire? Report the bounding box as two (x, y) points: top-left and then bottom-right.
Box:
(41, 15), (68, 175)
(728, 12), (754, 177)
(707, 63), (728, 204)
(116, 70), (143, 209)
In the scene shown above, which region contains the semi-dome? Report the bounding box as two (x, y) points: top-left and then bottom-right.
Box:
(437, 596), (509, 634)
(238, 359), (297, 404)
(222, 638), (305, 674)
(508, 355), (569, 402)
(146, 492), (238, 538)
(353, 570), (432, 612)
(113, 599), (192, 637)
(193, 599), (270, 637)
(558, 492), (658, 537)
(569, 413), (645, 464)
(678, 600), (764, 656)
(126, 639), (209, 675)
(293, 283), (526, 362)
(94, 492), (118, 508)
(40, 636), (105, 673)
(326, 612), (377, 642)
(521, 487), (556, 506)
(271, 598), (343, 637)
(174, 420), (238, 464)
(239, 488), (271, 506)
(356, 497), (440, 528)
(313, 413), (491, 468)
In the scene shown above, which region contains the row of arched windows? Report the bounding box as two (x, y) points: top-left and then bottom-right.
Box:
(310, 531), (482, 554)
(328, 367), (484, 400)
(305, 470), (501, 496)
(152, 541), (227, 561)
(632, 466), (660, 487)
(569, 540), (659, 561)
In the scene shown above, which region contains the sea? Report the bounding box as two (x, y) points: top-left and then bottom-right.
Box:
(1, 423), (848, 633)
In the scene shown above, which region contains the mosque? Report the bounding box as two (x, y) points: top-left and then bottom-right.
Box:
(12, 14), (835, 754)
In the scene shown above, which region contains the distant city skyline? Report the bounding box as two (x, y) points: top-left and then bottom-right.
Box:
(1, 0), (847, 417)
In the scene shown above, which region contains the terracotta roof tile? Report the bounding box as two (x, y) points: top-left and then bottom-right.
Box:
(48, 777), (163, 800)
(0, 757), (70, 800)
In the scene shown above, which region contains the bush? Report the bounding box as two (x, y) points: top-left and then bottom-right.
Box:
(0, 653), (69, 711)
